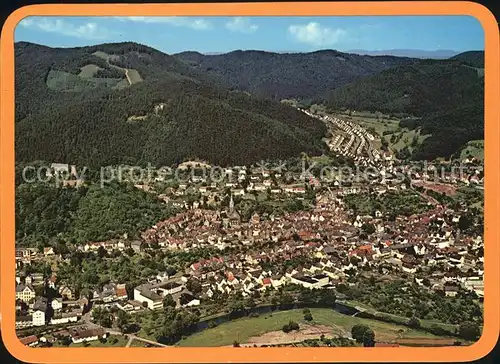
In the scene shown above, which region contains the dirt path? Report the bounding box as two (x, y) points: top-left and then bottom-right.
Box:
(243, 324), (338, 346)
(124, 69), (132, 86)
(129, 335), (167, 347)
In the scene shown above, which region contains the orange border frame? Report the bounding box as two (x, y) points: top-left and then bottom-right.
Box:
(1, 2), (499, 363)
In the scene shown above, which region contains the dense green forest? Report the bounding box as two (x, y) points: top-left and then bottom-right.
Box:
(175, 49), (417, 101)
(343, 191), (432, 218)
(15, 181), (177, 247)
(401, 105), (484, 160)
(15, 42), (327, 167)
(326, 57), (484, 160)
(450, 50), (484, 68)
(340, 278), (483, 326)
(326, 59), (483, 116)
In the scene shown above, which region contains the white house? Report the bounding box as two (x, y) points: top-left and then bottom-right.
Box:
(162, 282), (183, 295)
(50, 311), (80, 325)
(116, 300), (142, 313)
(15, 316), (33, 329)
(181, 297), (200, 307)
(51, 298), (63, 311)
(156, 272), (170, 283)
(271, 276), (287, 289)
(70, 327), (106, 344)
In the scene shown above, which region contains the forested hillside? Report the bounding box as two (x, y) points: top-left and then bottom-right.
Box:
(15, 42), (327, 167)
(450, 50), (484, 68)
(326, 59), (483, 116)
(400, 105), (484, 160)
(15, 182), (178, 247)
(175, 49), (417, 102)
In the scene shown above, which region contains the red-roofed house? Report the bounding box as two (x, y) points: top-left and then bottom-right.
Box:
(190, 262), (202, 271)
(116, 284), (128, 300)
(262, 278), (272, 287)
(20, 335), (39, 347)
(43, 247), (55, 256)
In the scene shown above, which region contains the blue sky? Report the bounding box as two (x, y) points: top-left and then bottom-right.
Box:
(15, 15), (484, 54)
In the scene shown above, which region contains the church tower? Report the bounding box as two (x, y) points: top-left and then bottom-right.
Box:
(229, 193), (234, 213)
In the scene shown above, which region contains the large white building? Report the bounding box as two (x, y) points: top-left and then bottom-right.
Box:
(290, 274), (329, 289)
(133, 285), (163, 310)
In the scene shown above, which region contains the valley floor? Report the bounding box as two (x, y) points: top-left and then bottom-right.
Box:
(177, 308), (455, 347)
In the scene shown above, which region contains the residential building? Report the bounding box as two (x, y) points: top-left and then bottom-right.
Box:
(32, 310), (46, 326)
(15, 284), (35, 303)
(19, 335), (39, 347)
(51, 298), (63, 311)
(69, 326), (106, 344)
(15, 315), (33, 329)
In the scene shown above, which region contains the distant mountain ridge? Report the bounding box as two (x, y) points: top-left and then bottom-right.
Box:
(201, 49), (463, 58)
(347, 49), (460, 59)
(174, 49), (418, 101)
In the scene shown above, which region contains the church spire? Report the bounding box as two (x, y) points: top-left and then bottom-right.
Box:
(229, 193), (234, 213)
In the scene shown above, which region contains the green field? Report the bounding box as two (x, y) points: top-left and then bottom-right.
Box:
(93, 50), (143, 86)
(126, 69), (143, 84)
(459, 140), (484, 161)
(330, 111), (401, 137)
(386, 128), (431, 152)
(46, 70), (92, 92)
(177, 308), (449, 347)
(47, 68), (127, 92)
(93, 51), (121, 62)
(78, 64), (101, 78)
(352, 117), (400, 137)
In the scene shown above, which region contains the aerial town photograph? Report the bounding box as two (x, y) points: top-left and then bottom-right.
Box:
(13, 15), (484, 349)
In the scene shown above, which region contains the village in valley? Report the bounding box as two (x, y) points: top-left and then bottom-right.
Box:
(15, 110), (485, 349)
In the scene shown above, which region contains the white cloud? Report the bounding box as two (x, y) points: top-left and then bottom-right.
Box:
(18, 17), (112, 40)
(288, 22), (347, 47)
(116, 16), (212, 30)
(18, 18), (34, 27)
(359, 23), (381, 30)
(225, 17), (258, 33)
